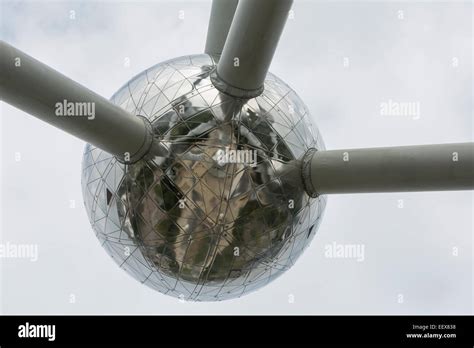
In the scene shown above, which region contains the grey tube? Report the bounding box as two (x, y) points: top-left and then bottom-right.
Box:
(214, 0), (293, 98)
(205, 0), (239, 59)
(302, 143), (474, 195)
(0, 40), (153, 163)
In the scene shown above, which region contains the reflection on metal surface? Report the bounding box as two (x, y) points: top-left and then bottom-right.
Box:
(81, 55), (326, 301)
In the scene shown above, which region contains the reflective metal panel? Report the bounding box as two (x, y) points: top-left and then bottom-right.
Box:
(81, 54), (326, 301)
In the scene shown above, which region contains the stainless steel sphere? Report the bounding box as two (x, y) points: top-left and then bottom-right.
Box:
(81, 54), (326, 301)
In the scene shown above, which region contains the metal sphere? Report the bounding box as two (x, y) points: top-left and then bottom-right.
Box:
(81, 54), (326, 301)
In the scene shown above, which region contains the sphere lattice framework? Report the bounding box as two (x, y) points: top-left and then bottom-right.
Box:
(81, 54), (326, 301)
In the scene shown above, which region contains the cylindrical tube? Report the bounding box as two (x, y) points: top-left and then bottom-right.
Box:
(205, 0), (239, 59)
(302, 143), (474, 195)
(214, 0), (293, 98)
(0, 40), (153, 163)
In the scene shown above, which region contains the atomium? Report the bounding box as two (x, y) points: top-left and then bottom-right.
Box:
(81, 55), (326, 301)
(2, 0), (472, 305)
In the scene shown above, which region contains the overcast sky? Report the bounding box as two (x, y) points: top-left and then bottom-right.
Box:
(0, 0), (472, 314)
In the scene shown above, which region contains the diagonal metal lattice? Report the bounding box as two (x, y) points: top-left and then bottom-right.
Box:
(81, 55), (326, 301)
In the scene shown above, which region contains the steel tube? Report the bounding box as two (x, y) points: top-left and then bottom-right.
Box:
(0, 40), (153, 163)
(214, 0), (293, 98)
(302, 143), (474, 195)
(205, 0), (239, 59)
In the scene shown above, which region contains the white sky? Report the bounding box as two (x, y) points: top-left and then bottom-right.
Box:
(0, 0), (472, 314)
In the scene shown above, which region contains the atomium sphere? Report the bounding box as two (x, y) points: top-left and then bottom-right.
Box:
(81, 54), (326, 301)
